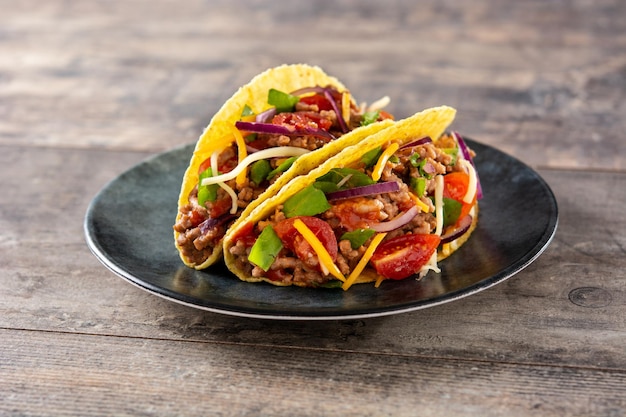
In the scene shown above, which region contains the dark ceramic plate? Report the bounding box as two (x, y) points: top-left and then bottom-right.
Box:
(85, 139), (558, 320)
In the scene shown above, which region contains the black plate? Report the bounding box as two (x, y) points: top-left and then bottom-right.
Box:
(84, 139), (558, 320)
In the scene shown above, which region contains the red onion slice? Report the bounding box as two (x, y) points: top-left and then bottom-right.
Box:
(440, 214), (473, 244)
(326, 181), (400, 201)
(290, 86), (326, 96)
(255, 107), (277, 123)
(400, 136), (432, 149)
(235, 121), (336, 141)
(199, 213), (237, 235)
(323, 89), (349, 133)
(370, 206), (419, 233)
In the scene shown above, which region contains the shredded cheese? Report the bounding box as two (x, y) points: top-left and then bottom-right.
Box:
(293, 219), (345, 282)
(201, 146), (309, 186)
(231, 126), (248, 187)
(460, 159), (478, 204)
(366, 96), (390, 112)
(420, 250), (441, 276)
(409, 192), (431, 213)
(434, 174), (444, 236)
(218, 182), (238, 214)
(374, 275), (385, 288)
(371, 142), (399, 182)
(341, 91), (351, 126)
(342, 232), (387, 291)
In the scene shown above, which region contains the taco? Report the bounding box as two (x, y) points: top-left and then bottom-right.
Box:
(223, 106), (482, 289)
(174, 64), (395, 269)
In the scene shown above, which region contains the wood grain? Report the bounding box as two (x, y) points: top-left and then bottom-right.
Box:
(2, 329), (625, 417)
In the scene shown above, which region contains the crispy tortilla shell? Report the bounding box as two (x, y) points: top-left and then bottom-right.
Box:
(175, 64), (394, 269)
(223, 105), (468, 286)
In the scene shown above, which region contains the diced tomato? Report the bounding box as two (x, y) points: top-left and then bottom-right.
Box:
(197, 153), (238, 176)
(370, 234), (441, 280)
(188, 209), (206, 228)
(443, 172), (476, 224)
(378, 110), (394, 121)
(329, 197), (382, 230)
(231, 222), (257, 247)
(272, 112), (333, 132)
(207, 197), (232, 219)
(299, 94), (334, 111)
(274, 216), (338, 271)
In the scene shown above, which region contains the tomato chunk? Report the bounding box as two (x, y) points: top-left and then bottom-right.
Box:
(299, 94), (334, 111)
(443, 172), (476, 225)
(274, 216), (338, 271)
(272, 112), (333, 131)
(370, 234), (441, 280)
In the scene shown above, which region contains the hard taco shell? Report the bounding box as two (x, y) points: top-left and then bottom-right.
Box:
(175, 64), (394, 269)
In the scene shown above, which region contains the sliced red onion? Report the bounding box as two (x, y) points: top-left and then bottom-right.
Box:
(323, 89), (349, 133)
(290, 86), (326, 96)
(370, 206), (419, 233)
(453, 131), (483, 199)
(235, 121), (336, 141)
(422, 160), (437, 175)
(400, 136), (432, 149)
(199, 213), (236, 234)
(255, 107), (277, 123)
(440, 215), (473, 244)
(326, 181), (400, 201)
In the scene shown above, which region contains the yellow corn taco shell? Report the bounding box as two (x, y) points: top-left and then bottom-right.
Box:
(223, 105), (467, 287)
(175, 64), (395, 269)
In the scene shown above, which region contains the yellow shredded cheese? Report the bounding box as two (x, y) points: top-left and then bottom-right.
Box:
(342, 232), (387, 291)
(409, 192), (431, 213)
(293, 219), (345, 282)
(374, 275), (385, 288)
(371, 142), (399, 181)
(341, 91), (351, 126)
(231, 126), (248, 187)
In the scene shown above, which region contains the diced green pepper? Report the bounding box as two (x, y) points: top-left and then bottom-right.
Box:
(197, 167), (218, 207)
(442, 148), (458, 166)
(248, 226), (283, 272)
(241, 104), (255, 118)
(250, 160), (272, 186)
(409, 153), (421, 167)
(313, 181), (340, 194)
(442, 197), (462, 227)
(316, 168), (375, 189)
(360, 110), (380, 126)
(410, 177), (427, 197)
(361, 146), (383, 168)
(340, 228), (376, 249)
(267, 156), (298, 180)
(283, 185), (331, 218)
(268, 89), (300, 113)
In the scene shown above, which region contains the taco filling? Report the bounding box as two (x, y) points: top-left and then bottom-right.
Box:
(174, 83), (393, 267)
(226, 131), (480, 289)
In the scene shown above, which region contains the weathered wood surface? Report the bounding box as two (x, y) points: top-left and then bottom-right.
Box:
(1, 0), (625, 416)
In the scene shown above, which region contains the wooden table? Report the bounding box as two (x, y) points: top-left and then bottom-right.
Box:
(2, 1), (625, 415)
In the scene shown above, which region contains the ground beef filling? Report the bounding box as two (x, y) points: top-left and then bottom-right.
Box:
(228, 139), (463, 286)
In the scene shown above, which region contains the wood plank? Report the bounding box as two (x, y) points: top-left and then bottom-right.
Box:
(1, 145), (624, 371)
(2, 329), (625, 417)
(0, 0), (624, 169)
